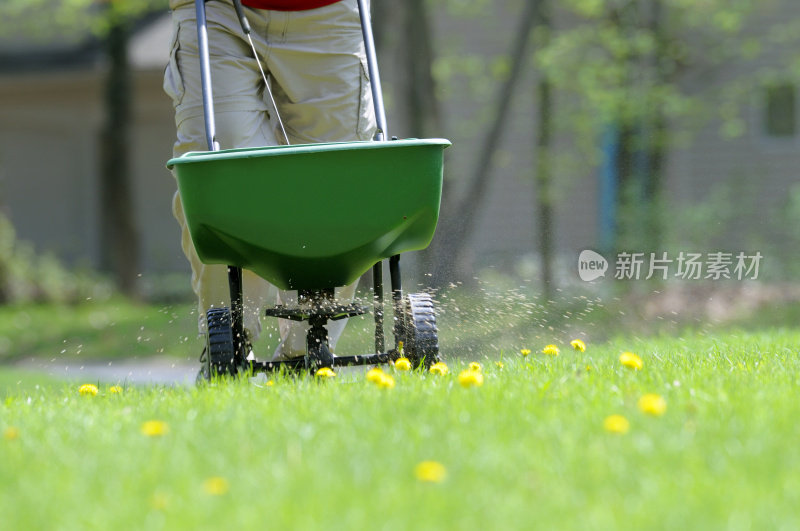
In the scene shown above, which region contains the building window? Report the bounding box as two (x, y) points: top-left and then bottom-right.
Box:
(764, 83), (797, 138)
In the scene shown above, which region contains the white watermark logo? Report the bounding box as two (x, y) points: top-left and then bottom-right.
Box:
(578, 251), (762, 281)
(578, 249), (609, 281)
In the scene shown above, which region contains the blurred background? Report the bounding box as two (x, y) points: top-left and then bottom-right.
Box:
(0, 0), (799, 380)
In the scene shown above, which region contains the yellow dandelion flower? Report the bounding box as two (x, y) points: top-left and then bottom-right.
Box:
(78, 384), (98, 396)
(638, 393), (667, 416)
(458, 369), (484, 388)
(266, 380), (274, 387)
(202, 476), (230, 496)
(314, 367), (336, 380)
(397, 341), (405, 356)
(468, 362), (482, 372)
(542, 344), (560, 356)
(141, 420), (169, 437)
(150, 492), (170, 511)
(495, 361), (504, 369)
(429, 361), (449, 375)
(4, 427), (19, 440)
(109, 385), (123, 394)
(366, 367), (384, 383)
(394, 357), (412, 371)
(376, 373), (396, 389)
(570, 339), (586, 352)
(520, 348), (531, 357)
(603, 414), (630, 434)
(414, 461), (447, 483)
(619, 352), (643, 370)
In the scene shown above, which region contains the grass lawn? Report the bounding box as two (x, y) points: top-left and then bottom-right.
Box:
(0, 298), (202, 364)
(1, 284), (795, 368)
(0, 367), (66, 395)
(0, 286), (597, 368)
(2, 328), (799, 529)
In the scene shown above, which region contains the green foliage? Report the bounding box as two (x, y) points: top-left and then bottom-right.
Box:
(0, 213), (111, 305)
(536, 0), (782, 153)
(532, 0), (800, 253)
(661, 183), (737, 251)
(0, 0), (163, 40)
(760, 183), (800, 279)
(430, 0), (800, 262)
(656, 178), (800, 281)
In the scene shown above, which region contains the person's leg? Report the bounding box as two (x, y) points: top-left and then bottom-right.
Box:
(171, 158), (275, 340)
(256, 0), (376, 145)
(273, 282), (360, 357)
(165, 2), (278, 337)
(165, 0), (378, 358)
(244, 0), (377, 359)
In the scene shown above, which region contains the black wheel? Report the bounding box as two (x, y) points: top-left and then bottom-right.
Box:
(402, 293), (439, 368)
(204, 307), (237, 378)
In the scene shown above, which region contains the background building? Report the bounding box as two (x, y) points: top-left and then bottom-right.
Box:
(1, 1), (798, 296)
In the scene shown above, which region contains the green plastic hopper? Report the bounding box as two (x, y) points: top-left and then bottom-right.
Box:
(167, 138), (450, 291)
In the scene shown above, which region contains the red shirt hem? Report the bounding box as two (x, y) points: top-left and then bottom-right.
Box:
(240, 0), (342, 10)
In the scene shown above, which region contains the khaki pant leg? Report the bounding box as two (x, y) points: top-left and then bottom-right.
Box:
(166, 2), (279, 337)
(166, 0), (377, 357)
(254, 0), (376, 145)
(171, 110), (279, 337)
(252, 0), (377, 358)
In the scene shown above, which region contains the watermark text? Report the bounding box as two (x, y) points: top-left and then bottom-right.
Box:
(578, 250), (762, 281)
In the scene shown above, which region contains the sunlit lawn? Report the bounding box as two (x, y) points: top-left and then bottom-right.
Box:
(0, 367), (64, 395)
(1, 284), (796, 368)
(0, 298), (201, 365)
(0, 286), (594, 369)
(2, 329), (800, 529)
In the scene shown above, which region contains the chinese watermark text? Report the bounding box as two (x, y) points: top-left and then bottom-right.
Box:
(578, 251), (762, 281)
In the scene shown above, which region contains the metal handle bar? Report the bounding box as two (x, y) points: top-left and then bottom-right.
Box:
(356, 0), (389, 142)
(195, 0), (387, 147)
(194, 0), (219, 151)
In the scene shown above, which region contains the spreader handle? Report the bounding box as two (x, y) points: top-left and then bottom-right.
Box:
(195, 0), (219, 151)
(357, 0), (388, 142)
(232, 0), (252, 35)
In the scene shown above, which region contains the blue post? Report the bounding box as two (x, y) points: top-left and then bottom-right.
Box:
(599, 124), (619, 253)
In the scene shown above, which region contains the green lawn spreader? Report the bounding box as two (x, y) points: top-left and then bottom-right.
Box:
(167, 0), (451, 379)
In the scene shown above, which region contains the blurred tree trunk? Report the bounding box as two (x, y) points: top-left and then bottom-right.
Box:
(99, 18), (140, 297)
(371, 0), (388, 51)
(399, 0), (452, 279)
(431, 0), (537, 286)
(404, 0), (440, 137)
(644, 0), (667, 251)
(533, 0), (554, 299)
(0, 213), (11, 303)
(612, 0), (667, 254)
